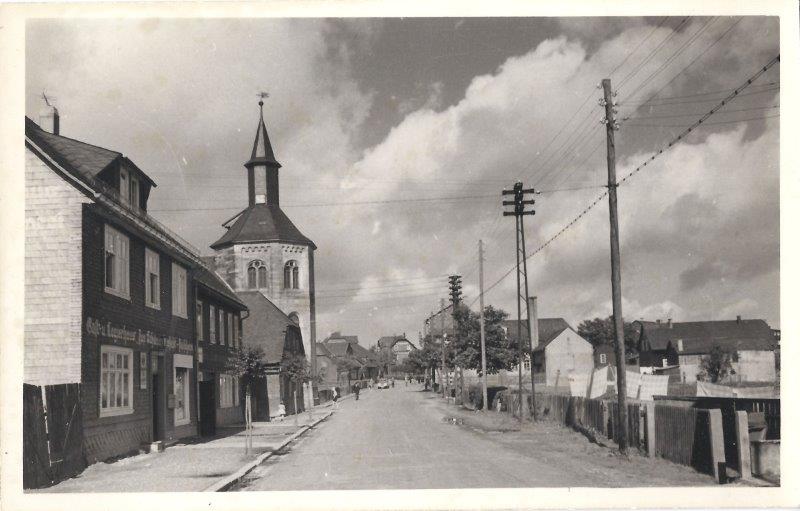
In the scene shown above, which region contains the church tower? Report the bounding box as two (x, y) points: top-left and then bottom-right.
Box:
(210, 99), (317, 395)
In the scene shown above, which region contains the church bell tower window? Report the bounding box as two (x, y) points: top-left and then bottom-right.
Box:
(284, 260), (299, 289)
(247, 260), (267, 289)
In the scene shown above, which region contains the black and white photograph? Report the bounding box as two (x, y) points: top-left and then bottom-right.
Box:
(1, 1), (798, 509)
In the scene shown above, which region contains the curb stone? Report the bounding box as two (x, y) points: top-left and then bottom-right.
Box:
(202, 410), (333, 492)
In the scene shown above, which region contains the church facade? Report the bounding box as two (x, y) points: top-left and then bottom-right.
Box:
(208, 100), (318, 407)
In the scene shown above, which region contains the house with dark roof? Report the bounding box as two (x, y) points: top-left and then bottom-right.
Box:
(193, 263), (247, 435)
(503, 318), (594, 387)
(635, 317), (778, 383)
(238, 291), (306, 418)
(24, 106), (229, 465)
(321, 333), (380, 382)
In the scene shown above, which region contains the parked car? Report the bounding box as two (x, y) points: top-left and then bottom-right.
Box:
(377, 379), (389, 389)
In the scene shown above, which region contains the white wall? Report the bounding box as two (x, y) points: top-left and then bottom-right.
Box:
(544, 329), (594, 387)
(24, 147), (92, 385)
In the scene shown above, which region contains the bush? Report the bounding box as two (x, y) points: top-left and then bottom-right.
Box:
(467, 384), (508, 410)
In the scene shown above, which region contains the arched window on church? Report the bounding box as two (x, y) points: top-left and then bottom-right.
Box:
(248, 260), (267, 289)
(284, 260), (299, 289)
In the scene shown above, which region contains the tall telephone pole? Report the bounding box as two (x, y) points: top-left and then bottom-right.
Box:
(502, 182), (536, 421)
(601, 78), (629, 454)
(478, 240), (488, 412)
(448, 275), (463, 403)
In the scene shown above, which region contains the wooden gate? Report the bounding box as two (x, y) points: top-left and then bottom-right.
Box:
(23, 383), (86, 489)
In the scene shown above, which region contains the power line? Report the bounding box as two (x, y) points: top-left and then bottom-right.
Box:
(472, 54), (780, 307)
(624, 113), (779, 128)
(625, 104), (779, 120)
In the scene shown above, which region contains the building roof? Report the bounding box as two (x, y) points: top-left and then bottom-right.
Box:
(25, 116), (157, 187)
(245, 103), (281, 169)
(194, 261), (246, 310)
(237, 291), (303, 364)
(637, 319), (776, 354)
(326, 334), (360, 345)
(377, 336), (417, 351)
(210, 203), (316, 250)
(504, 318), (571, 350)
(324, 341), (352, 359)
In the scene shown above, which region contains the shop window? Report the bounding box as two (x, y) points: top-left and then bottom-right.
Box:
(100, 345), (133, 417)
(196, 300), (204, 341)
(145, 248), (160, 309)
(171, 263), (188, 318)
(173, 354), (192, 426)
(104, 224), (130, 299)
(219, 374), (235, 408)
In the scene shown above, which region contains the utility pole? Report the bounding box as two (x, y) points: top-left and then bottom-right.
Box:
(448, 275), (463, 404)
(502, 182), (536, 421)
(601, 78), (628, 454)
(478, 240), (488, 412)
(440, 298), (447, 398)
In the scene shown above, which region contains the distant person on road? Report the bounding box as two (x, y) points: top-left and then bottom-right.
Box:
(391, 378), (395, 388)
(353, 381), (361, 400)
(332, 387), (339, 409)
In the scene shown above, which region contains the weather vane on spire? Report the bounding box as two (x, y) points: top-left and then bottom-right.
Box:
(257, 91), (269, 107)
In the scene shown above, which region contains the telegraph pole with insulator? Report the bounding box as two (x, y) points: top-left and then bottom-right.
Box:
(448, 275), (462, 403)
(502, 182), (537, 421)
(600, 78), (629, 454)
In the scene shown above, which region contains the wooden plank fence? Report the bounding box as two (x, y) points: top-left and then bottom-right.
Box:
(23, 383), (86, 489)
(654, 403), (714, 475)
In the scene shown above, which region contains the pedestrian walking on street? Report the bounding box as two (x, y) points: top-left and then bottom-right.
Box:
(353, 381), (361, 401)
(332, 387), (339, 409)
(391, 378), (395, 388)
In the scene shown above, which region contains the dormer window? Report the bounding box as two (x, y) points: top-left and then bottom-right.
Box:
(119, 168), (140, 210)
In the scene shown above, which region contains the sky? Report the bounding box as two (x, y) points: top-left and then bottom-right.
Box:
(26, 16), (780, 347)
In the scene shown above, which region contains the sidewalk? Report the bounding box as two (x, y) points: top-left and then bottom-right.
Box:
(33, 404), (336, 493)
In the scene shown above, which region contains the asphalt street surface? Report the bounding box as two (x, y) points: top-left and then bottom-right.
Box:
(236, 383), (714, 490)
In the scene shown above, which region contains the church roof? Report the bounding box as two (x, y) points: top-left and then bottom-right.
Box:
(245, 102), (281, 169)
(210, 203), (316, 250)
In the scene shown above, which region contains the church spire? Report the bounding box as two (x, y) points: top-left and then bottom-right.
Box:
(245, 96), (282, 206)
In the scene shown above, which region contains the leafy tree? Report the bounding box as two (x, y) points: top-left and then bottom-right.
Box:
(281, 353), (314, 385)
(450, 304), (517, 375)
(577, 316), (639, 355)
(698, 345), (735, 383)
(228, 346), (270, 396)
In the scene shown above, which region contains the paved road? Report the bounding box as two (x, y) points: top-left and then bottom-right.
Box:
(236, 384), (713, 490)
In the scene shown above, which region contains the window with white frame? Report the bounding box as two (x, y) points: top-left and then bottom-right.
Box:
(599, 353), (607, 364)
(219, 374), (235, 408)
(145, 248), (160, 309)
(173, 354), (192, 426)
(104, 225), (130, 299)
(218, 309), (225, 345)
(171, 263), (187, 318)
(100, 345), (133, 417)
(523, 356), (531, 371)
(227, 312), (233, 347)
(232, 314), (239, 348)
(196, 300), (204, 341)
(209, 305), (216, 343)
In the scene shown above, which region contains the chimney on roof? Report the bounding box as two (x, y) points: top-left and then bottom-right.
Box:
(528, 296), (539, 349)
(667, 318), (672, 329)
(39, 100), (60, 135)
(736, 315), (742, 324)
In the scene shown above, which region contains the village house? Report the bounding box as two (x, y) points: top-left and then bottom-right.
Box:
(377, 335), (418, 376)
(25, 107), (215, 462)
(315, 342), (353, 400)
(635, 316), (779, 383)
(193, 263), (247, 436)
(237, 291), (306, 418)
(206, 99), (318, 408)
(504, 318), (595, 387)
(321, 333), (380, 382)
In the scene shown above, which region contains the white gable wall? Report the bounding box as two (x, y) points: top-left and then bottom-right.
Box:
(544, 329), (594, 387)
